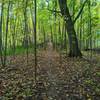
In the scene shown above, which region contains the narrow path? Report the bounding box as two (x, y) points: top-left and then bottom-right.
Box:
(36, 42), (72, 99)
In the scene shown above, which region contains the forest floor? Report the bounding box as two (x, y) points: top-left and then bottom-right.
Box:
(0, 43), (100, 100)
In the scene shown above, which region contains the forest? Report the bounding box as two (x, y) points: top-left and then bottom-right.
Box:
(0, 0), (100, 100)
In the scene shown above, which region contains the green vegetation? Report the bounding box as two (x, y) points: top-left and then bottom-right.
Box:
(0, 0), (100, 99)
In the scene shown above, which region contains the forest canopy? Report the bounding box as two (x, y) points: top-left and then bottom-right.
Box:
(0, 0), (99, 50)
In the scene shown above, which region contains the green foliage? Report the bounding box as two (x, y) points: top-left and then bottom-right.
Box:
(6, 46), (34, 56)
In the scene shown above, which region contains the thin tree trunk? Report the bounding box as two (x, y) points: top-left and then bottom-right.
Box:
(0, 2), (4, 66)
(4, 1), (10, 67)
(88, 0), (92, 58)
(43, 26), (46, 50)
(34, 0), (37, 82)
(79, 1), (83, 50)
(64, 22), (67, 55)
(12, 18), (17, 59)
(24, 0), (29, 64)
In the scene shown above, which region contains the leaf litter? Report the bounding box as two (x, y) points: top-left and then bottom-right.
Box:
(0, 49), (100, 100)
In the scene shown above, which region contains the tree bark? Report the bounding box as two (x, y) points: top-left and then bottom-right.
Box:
(58, 0), (82, 57)
(0, 2), (4, 66)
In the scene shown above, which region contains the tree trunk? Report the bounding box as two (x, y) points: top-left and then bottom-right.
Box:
(58, 0), (82, 57)
(4, 1), (10, 67)
(43, 25), (46, 50)
(0, 2), (4, 66)
(34, 0), (37, 82)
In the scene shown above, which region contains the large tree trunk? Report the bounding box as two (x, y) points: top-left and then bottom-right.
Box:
(58, 0), (82, 57)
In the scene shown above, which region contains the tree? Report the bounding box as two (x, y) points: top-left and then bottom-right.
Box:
(58, 0), (88, 57)
(3, 1), (10, 67)
(34, 0), (37, 82)
(0, 2), (4, 67)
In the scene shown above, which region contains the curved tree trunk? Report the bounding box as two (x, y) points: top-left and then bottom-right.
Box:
(58, 0), (82, 57)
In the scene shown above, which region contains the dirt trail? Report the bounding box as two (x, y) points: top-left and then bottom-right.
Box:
(36, 42), (74, 99)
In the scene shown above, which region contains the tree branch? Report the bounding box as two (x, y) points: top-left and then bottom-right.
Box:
(74, 0), (88, 23)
